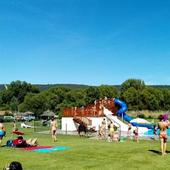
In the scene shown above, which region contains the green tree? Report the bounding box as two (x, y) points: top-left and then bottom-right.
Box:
(121, 79), (145, 93)
(120, 79), (146, 110)
(98, 85), (118, 98)
(84, 87), (100, 104)
(122, 87), (138, 110)
(19, 93), (47, 116)
(140, 87), (164, 110)
(1, 80), (40, 105)
(10, 96), (19, 112)
(160, 89), (170, 110)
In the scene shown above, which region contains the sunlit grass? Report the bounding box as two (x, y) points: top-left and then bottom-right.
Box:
(0, 122), (170, 170)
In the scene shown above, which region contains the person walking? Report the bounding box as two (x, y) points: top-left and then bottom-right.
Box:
(50, 116), (58, 142)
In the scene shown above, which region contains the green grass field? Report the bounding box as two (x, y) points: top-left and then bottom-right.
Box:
(1, 123), (170, 170)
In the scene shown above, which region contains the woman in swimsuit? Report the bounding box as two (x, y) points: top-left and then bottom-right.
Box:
(158, 115), (170, 155)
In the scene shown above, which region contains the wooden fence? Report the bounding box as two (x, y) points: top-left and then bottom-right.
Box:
(63, 99), (117, 117)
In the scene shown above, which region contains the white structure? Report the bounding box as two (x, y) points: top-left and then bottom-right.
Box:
(61, 107), (149, 136)
(62, 117), (104, 131)
(103, 107), (148, 136)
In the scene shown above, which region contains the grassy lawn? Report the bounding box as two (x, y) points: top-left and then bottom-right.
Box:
(1, 123), (170, 170)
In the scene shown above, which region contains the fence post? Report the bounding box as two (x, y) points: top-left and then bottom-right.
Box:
(65, 123), (67, 135)
(34, 120), (35, 132)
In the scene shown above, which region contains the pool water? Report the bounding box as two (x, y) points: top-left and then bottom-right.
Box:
(145, 128), (170, 136)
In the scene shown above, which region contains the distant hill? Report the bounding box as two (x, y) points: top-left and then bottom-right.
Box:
(0, 84), (170, 92)
(34, 84), (90, 91)
(0, 84), (90, 91)
(150, 85), (170, 89)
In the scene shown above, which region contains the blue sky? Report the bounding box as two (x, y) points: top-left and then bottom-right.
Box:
(0, 0), (170, 85)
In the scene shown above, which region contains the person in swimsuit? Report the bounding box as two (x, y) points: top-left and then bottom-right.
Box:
(109, 122), (114, 142)
(153, 125), (157, 140)
(50, 116), (58, 142)
(158, 115), (170, 155)
(101, 118), (106, 139)
(127, 123), (132, 138)
(133, 127), (139, 142)
(99, 118), (106, 140)
(13, 120), (17, 131)
(0, 119), (5, 145)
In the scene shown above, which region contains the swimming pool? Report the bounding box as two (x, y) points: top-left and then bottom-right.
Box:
(144, 128), (170, 136)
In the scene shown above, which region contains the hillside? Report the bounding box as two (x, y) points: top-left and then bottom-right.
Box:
(0, 84), (90, 91)
(35, 84), (90, 91)
(0, 84), (170, 92)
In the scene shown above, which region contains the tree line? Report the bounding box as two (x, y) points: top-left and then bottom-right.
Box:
(0, 79), (170, 117)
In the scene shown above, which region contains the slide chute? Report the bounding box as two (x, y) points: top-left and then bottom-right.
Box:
(114, 98), (153, 129)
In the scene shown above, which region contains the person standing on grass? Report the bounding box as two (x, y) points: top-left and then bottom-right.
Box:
(0, 119), (5, 146)
(127, 123), (132, 139)
(13, 120), (17, 131)
(50, 116), (58, 142)
(100, 118), (106, 139)
(153, 125), (157, 140)
(109, 122), (115, 142)
(158, 115), (170, 156)
(133, 127), (139, 142)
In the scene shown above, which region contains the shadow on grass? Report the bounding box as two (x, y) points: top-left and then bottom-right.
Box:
(148, 150), (170, 155)
(148, 150), (161, 155)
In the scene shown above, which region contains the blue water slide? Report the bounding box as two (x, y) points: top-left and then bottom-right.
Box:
(114, 98), (153, 129)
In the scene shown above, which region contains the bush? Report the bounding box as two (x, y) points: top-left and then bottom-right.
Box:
(147, 115), (153, 119)
(138, 114), (145, 119)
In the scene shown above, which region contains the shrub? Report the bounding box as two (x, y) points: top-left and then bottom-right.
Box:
(138, 114), (145, 119)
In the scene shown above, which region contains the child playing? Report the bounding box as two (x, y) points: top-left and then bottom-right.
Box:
(133, 127), (139, 142)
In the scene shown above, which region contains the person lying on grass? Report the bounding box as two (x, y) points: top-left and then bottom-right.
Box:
(12, 136), (38, 148)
